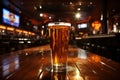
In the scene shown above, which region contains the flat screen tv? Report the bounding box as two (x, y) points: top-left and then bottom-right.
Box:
(2, 8), (20, 27)
(77, 23), (87, 29)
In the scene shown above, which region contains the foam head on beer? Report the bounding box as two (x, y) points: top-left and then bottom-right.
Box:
(48, 22), (71, 27)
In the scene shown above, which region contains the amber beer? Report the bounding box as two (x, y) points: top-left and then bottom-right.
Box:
(48, 22), (71, 72)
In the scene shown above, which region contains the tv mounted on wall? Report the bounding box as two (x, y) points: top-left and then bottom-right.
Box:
(2, 8), (20, 27)
(77, 23), (87, 29)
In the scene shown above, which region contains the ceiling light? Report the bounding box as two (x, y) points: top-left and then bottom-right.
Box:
(90, 2), (93, 5)
(42, 26), (44, 28)
(75, 13), (81, 19)
(40, 13), (43, 17)
(39, 5), (42, 9)
(49, 16), (52, 19)
(70, 2), (73, 5)
(77, 8), (81, 11)
(79, 2), (82, 5)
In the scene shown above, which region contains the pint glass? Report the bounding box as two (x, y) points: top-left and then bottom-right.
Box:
(48, 22), (71, 72)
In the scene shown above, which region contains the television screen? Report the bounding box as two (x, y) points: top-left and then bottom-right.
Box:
(78, 23), (87, 29)
(2, 8), (20, 27)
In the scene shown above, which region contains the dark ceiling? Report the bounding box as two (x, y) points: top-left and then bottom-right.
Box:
(2, 0), (120, 26)
(4, 0), (96, 25)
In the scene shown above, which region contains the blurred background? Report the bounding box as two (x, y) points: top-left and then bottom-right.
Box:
(0, 0), (120, 62)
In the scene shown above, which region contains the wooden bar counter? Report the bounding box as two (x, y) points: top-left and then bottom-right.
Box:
(0, 44), (120, 80)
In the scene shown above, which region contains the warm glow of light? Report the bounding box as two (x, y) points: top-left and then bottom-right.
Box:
(27, 41), (31, 43)
(70, 2), (73, 5)
(16, 29), (23, 33)
(31, 33), (35, 35)
(23, 30), (28, 34)
(90, 2), (93, 5)
(77, 8), (81, 11)
(41, 30), (44, 35)
(7, 27), (14, 31)
(79, 2), (82, 5)
(25, 53), (28, 56)
(19, 41), (24, 43)
(91, 55), (101, 62)
(54, 74), (59, 80)
(113, 24), (117, 32)
(76, 69), (80, 78)
(79, 32), (83, 35)
(49, 16), (52, 19)
(28, 32), (32, 35)
(42, 26), (44, 28)
(40, 13), (43, 17)
(38, 68), (43, 79)
(23, 38), (28, 40)
(75, 13), (81, 18)
(0, 25), (6, 29)
(39, 5), (42, 9)
(74, 68), (84, 80)
(54, 55), (58, 66)
(92, 21), (101, 31)
(29, 32), (35, 35)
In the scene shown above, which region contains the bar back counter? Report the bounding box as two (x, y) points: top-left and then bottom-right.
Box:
(76, 34), (120, 62)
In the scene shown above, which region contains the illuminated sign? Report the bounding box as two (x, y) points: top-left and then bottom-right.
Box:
(92, 21), (101, 31)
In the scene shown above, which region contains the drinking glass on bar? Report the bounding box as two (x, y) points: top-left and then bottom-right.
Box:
(48, 22), (71, 72)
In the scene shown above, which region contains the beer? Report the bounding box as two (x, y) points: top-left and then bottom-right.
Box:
(49, 22), (70, 72)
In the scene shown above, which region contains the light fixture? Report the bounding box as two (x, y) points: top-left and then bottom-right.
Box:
(90, 2), (93, 5)
(49, 16), (52, 19)
(75, 13), (81, 19)
(70, 2), (73, 5)
(40, 13), (43, 17)
(77, 8), (81, 11)
(39, 5), (42, 9)
(42, 26), (44, 28)
(79, 2), (82, 5)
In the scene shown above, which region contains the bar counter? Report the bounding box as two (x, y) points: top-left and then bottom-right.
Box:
(0, 44), (120, 80)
